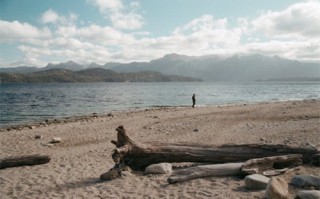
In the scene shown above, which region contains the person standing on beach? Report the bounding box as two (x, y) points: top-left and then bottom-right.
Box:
(192, 94), (196, 108)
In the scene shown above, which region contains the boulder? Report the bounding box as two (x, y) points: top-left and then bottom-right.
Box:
(290, 175), (320, 190)
(296, 190), (320, 199)
(145, 163), (172, 174)
(265, 177), (288, 199)
(245, 174), (270, 190)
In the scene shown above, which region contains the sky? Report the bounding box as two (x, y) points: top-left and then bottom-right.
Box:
(0, 0), (319, 67)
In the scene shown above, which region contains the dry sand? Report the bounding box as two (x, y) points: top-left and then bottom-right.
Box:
(0, 100), (319, 199)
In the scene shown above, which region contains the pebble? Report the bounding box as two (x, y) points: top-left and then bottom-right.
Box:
(50, 137), (62, 143)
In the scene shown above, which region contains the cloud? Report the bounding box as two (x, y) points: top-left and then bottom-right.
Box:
(2, 1), (320, 67)
(0, 20), (51, 42)
(88, 0), (143, 30)
(41, 9), (59, 24)
(252, 1), (320, 39)
(40, 9), (78, 26)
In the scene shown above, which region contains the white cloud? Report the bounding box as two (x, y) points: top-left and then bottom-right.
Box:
(41, 9), (59, 24)
(40, 9), (78, 26)
(88, 0), (143, 30)
(252, 1), (320, 39)
(2, 1), (320, 67)
(0, 20), (51, 42)
(88, 0), (123, 13)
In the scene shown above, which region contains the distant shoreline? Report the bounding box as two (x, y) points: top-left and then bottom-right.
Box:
(1, 99), (317, 131)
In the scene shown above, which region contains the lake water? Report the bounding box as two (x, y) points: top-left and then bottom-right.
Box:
(0, 81), (319, 128)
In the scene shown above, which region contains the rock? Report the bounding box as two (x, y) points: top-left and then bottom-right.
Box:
(100, 169), (120, 181)
(291, 175), (320, 190)
(29, 126), (36, 129)
(122, 166), (132, 173)
(296, 190), (320, 199)
(35, 135), (42, 139)
(265, 177), (288, 199)
(120, 171), (132, 177)
(145, 163), (172, 174)
(50, 137), (61, 143)
(193, 128), (199, 132)
(245, 174), (270, 190)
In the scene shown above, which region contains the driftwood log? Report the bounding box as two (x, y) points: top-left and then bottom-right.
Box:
(111, 126), (319, 170)
(241, 154), (302, 176)
(168, 162), (243, 184)
(168, 154), (303, 184)
(0, 154), (51, 169)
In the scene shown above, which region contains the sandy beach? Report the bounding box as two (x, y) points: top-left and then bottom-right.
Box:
(0, 100), (319, 199)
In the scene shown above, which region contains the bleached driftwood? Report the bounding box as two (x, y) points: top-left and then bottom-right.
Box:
(0, 154), (51, 169)
(167, 162), (243, 184)
(241, 154), (302, 176)
(110, 126), (319, 170)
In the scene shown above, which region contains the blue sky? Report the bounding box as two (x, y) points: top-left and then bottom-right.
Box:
(0, 0), (319, 67)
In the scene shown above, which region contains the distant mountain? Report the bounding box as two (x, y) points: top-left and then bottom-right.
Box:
(1, 54), (319, 81)
(105, 54), (320, 81)
(43, 61), (86, 71)
(0, 68), (201, 83)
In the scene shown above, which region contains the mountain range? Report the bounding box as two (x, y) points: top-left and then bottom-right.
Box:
(1, 54), (319, 81)
(0, 68), (201, 83)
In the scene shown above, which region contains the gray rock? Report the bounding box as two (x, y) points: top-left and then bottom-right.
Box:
(121, 171), (132, 177)
(145, 163), (172, 174)
(291, 175), (320, 189)
(50, 137), (61, 143)
(296, 190), (320, 199)
(245, 174), (270, 190)
(265, 177), (288, 199)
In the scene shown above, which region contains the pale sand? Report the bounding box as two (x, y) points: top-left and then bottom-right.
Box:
(0, 100), (319, 199)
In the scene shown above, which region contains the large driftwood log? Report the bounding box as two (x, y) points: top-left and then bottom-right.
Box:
(111, 126), (319, 170)
(167, 163), (243, 184)
(241, 154), (302, 175)
(0, 154), (51, 169)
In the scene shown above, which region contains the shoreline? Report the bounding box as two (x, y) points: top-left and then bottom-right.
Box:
(0, 99), (319, 198)
(1, 98), (317, 132)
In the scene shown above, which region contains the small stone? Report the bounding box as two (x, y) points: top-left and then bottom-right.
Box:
(100, 169), (120, 181)
(29, 126), (36, 129)
(145, 163), (172, 174)
(291, 175), (320, 189)
(50, 137), (61, 143)
(35, 135), (42, 139)
(265, 177), (288, 199)
(107, 113), (114, 117)
(296, 190), (320, 199)
(245, 174), (270, 190)
(120, 171), (132, 177)
(193, 128), (199, 132)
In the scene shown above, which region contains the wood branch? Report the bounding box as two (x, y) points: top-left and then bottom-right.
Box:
(241, 154), (302, 176)
(0, 154), (51, 169)
(167, 163), (243, 184)
(111, 125), (319, 170)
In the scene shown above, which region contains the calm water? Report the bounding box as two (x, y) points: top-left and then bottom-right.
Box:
(0, 81), (319, 128)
